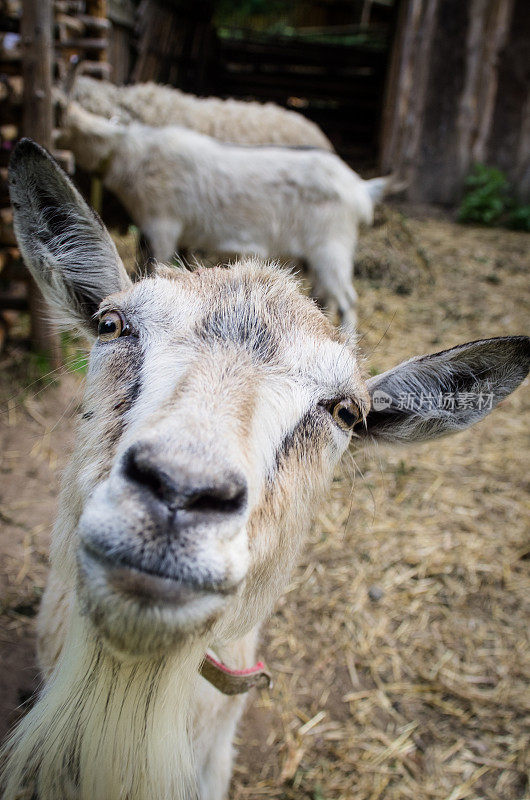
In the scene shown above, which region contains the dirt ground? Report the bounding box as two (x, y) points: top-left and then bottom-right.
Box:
(0, 208), (528, 799)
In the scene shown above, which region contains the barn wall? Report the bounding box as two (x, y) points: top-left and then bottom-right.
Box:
(412, 0), (468, 203)
(487, 0), (530, 199)
(382, 0), (529, 204)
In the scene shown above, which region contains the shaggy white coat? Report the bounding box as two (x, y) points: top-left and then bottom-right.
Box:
(59, 102), (389, 325)
(72, 76), (334, 150)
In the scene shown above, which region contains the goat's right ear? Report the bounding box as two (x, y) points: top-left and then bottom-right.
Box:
(359, 336), (529, 444)
(8, 138), (131, 337)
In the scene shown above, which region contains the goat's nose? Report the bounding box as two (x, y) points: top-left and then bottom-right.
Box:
(121, 444), (248, 518)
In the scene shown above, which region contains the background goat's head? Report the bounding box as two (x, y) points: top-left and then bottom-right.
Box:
(9, 140), (529, 659)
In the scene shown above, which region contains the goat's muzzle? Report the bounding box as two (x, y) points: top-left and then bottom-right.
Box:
(75, 441), (251, 655)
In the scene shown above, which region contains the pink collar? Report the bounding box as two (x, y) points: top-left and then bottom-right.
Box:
(199, 652), (272, 695)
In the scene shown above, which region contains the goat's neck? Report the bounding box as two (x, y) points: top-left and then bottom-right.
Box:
(1, 607), (208, 800)
(63, 103), (123, 175)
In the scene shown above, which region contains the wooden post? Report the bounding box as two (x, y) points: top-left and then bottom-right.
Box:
(484, 0), (529, 200)
(455, 0), (515, 187)
(86, 0), (108, 64)
(21, 0), (61, 367)
(380, 0), (524, 204)
(380, 0), (440, 192)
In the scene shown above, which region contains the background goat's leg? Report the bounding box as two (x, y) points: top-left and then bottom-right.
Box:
(306, 243), (358, 328)
(139, 219), (183, 269)
(137, 230), (156, 275)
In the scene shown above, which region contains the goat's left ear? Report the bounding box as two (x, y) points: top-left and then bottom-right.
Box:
(8, 138), (131, 337)
(360, 336), (529, 444)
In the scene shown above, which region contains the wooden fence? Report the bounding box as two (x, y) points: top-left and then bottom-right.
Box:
(130, 0), (396, 168)
(0, 0), (117, 358)
(381, 0), (530, 204)
(211, 32), (391, 165)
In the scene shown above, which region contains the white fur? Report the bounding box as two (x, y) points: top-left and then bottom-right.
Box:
(58, 102), (391, 327)
(72, 76), (334, 151)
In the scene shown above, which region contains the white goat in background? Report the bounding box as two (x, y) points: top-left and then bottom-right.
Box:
(1, 140), (528, 800)
(72, 75), (334, 150)
(58, 101), (391, 327)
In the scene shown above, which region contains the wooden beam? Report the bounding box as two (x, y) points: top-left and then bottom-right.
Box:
(380, 0), (440, 188)
(21, 0), (62, 367)
(456, 0), (515, 187)
(85, 0), (108, 63)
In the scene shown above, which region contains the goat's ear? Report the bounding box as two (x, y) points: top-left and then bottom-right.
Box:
(360, 336), (529, 444)
(8, 138), (131, 337)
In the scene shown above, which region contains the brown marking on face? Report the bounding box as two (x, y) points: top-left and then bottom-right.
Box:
(157, 260), (344, 348)
(142, 346), (259, 466)
(81, 338), (143, 484)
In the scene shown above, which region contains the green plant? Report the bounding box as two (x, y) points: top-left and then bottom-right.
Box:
(61, 331), (89, 375)
(457, 164), (510, 226)
(457, 164), (530, 231)
(507, 203), (530, 232)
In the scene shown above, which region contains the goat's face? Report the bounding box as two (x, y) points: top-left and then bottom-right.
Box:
(9, 140), (529, 658)
(74, 263), (368, 655)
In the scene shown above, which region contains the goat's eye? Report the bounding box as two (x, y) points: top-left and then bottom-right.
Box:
(98, 311), (129, 341)
(329, 398), (362, 431)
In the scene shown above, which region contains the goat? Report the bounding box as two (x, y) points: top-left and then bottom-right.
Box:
(57, 101), (391, 328)
(1, 139), (528, 800)
(72, 75), (334, 151)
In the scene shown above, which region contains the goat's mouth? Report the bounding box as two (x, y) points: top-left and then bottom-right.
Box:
(77, 543), (241, 656)
(78, 543), (239, 606)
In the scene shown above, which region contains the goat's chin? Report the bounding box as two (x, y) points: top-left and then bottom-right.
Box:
(77, 549), (230, 658)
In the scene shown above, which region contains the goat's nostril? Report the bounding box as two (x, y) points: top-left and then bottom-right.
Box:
(122, 445), (247, 517)
(123, 446), (174, 504)
(184, 483), (247, 515)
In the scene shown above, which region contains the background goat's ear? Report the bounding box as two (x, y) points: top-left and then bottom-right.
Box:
(8, 138), (131, 337)
(360, 336), (529, 444)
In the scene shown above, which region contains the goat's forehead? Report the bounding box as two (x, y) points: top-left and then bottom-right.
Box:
(119, 264), (331, 331)
(107, 265), (362, 381)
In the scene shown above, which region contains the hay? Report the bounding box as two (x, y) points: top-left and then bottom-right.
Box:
(0, 208), (528, 798)
(231, 211), (530, 800)
(354, 206), (434, 296)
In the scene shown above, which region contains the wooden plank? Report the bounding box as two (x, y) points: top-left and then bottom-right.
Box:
(218, 37), (386, 70)
(79, 60), (112, 77)
(217, 73), (382, 104)
(56, 37), (109, 51)
(487, 0), (530, 200)
(85, 0), (108, 63)
(77, 14), (111, 30)
(0, 294), (29, 311)
(514, 89), (530, 200)
(108, 0), (135, 29)
(379, 0), (441, 196)
(54, 1), (85, 13)
(108, 24), (132, 83)
(132, 0), (215, 90)
(132, 5), (387, 167)
(0, 74), (23, 104)
(379, 0), (408, 171)
(218, 64), (386, 84)
(455, 0), (515, 188)
(21, 0), (61, 366)
(380, 0), (528, 203)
